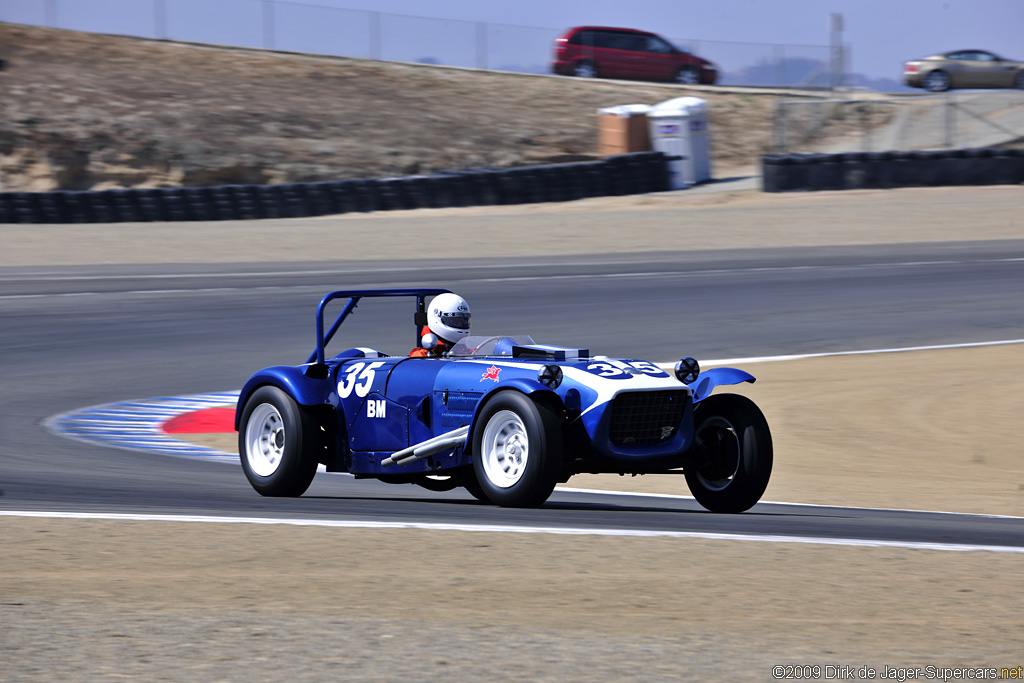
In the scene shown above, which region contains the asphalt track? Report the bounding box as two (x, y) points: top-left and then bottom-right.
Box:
(2, 241), (1024, 549)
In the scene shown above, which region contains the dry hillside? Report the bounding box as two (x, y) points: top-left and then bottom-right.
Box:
(0, 22), (788, 192)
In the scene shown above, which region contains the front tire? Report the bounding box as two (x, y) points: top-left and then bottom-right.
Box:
(1015, 71), (1024, 90)
(923, 70), (951, 92)
(238, 386), (318, 497)
(685, 394), (772, 513)
(675, 67), (699, 85)
(472, 392), (562, 507)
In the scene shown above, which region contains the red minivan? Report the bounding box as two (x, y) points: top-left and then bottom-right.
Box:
(552, 26), (718, 85)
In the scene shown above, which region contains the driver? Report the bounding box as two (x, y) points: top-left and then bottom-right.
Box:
(410, 292), (471, 357)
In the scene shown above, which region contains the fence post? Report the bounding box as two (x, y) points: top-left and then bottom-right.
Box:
(44, 0), (57, 27)
(476, 22), (487, 70)
(774, 45), (786, 87)
(773, 100), (787, 153)
(262, 0), (274, 50)
(369, 11), (381, 60)
(944, 94), (955, 148)
(154, 0), (167, 39)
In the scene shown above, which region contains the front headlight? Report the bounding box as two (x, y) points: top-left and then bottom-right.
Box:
(538, 364), (563, 389)
(674, 357), (700, 384)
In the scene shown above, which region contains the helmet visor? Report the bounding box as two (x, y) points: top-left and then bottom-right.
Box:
(440, 311), (471, 330)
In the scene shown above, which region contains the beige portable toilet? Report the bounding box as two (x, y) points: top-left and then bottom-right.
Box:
(647, 96), (712, 189)
(596, 104), (652, 156)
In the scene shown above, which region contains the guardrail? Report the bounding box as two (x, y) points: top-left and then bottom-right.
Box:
(0, 152), (669, 224)
(762, 148), (1024, 192)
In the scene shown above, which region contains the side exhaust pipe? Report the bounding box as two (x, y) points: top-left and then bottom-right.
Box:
(381, 425), (470, 467)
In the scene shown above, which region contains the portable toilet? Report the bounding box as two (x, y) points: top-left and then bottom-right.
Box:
(647, 97), (712, 189)
(597, 104), (653, 156)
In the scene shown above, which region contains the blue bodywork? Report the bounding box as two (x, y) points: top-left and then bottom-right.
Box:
(236, 289), (756, 478)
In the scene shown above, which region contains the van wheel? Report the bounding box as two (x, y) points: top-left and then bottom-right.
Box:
(574, 60), (598, 78)
(675, 67), (699, 85)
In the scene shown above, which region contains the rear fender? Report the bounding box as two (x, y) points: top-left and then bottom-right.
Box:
(690, 367), (756, 403)
(235, 365), (334, 430)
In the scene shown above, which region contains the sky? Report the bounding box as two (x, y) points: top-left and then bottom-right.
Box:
(2, 0), (1022, 84)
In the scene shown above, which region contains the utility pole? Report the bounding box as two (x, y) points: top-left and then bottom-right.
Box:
(830, 13), (845, 90)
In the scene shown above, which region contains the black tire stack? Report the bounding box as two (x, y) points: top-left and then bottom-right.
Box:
(0, 152), (673, 224)
(762, 148), (1024, 192)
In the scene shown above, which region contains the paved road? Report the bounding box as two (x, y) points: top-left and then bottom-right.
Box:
(2, 241), (1023, 548)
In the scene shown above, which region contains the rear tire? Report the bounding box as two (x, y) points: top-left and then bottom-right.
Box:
(573, 60), (598, 78)
(1015, 71), (1024, 90)
(238, 386), (318, 497)
(472, 392), (562, 507)
(923, 70), (951, 92)
(685, 394), (772, 513)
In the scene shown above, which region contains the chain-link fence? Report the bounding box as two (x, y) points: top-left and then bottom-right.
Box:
(772, 91), (1024, 154)
(3, 0), (834, 87)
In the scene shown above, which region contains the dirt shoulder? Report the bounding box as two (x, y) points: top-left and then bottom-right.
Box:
(3, 518), (1022, 681)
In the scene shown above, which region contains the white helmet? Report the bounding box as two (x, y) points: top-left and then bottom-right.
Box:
(428, 292), (471, 343)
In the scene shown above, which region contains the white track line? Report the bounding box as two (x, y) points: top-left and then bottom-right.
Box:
(2, 511), (1020, 554)
(685, 338), (1024, 366)
(553, 487), (1024, 519)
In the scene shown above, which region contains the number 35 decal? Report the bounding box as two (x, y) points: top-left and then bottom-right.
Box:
(337, 361), (386, 398)
(584, 360), (667, 379)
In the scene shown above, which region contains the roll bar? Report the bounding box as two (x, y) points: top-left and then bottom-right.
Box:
(306, 288), (452, 366)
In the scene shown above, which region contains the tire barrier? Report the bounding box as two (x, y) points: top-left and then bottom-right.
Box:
(762, 148), (1024, 193)
(0, 152), (671, 224)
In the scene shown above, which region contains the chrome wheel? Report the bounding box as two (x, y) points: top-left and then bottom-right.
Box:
(244, 403), (286, 478)
(480, 409), (530, 488)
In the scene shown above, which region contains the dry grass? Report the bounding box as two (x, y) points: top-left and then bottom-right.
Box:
(0, 22), (788, 191)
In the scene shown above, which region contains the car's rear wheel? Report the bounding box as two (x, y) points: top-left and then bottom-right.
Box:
(472, 392), (562, 507)
(573, 60), (598, 78)
(1015, 71), (1024, 90)
(685, 394), (772, 513)
(923, 70), (951, 92)
(675, 67), (700, 85)
(239, 386), (318, 497)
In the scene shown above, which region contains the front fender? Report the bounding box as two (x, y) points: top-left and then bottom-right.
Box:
(467, 379), (562, 439)
(690, 367), (756, 403)
(235, 365), (334, 429)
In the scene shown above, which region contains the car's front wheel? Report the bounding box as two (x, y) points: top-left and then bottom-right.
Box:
(1015, 71), (1024, 90)
(685, 394), (772, 513)
(923, 70), (951, 92)
(675, 67), (700, 85)
(238, 386), (318, 497)
(472, 392), (562, 507)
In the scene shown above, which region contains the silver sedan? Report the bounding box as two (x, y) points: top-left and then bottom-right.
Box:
(903, 49), (1024, 92)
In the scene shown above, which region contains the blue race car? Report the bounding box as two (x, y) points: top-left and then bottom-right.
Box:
(236, 289), (772, 512)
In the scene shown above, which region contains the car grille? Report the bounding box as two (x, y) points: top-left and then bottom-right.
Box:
(608, 390), (689, 447)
